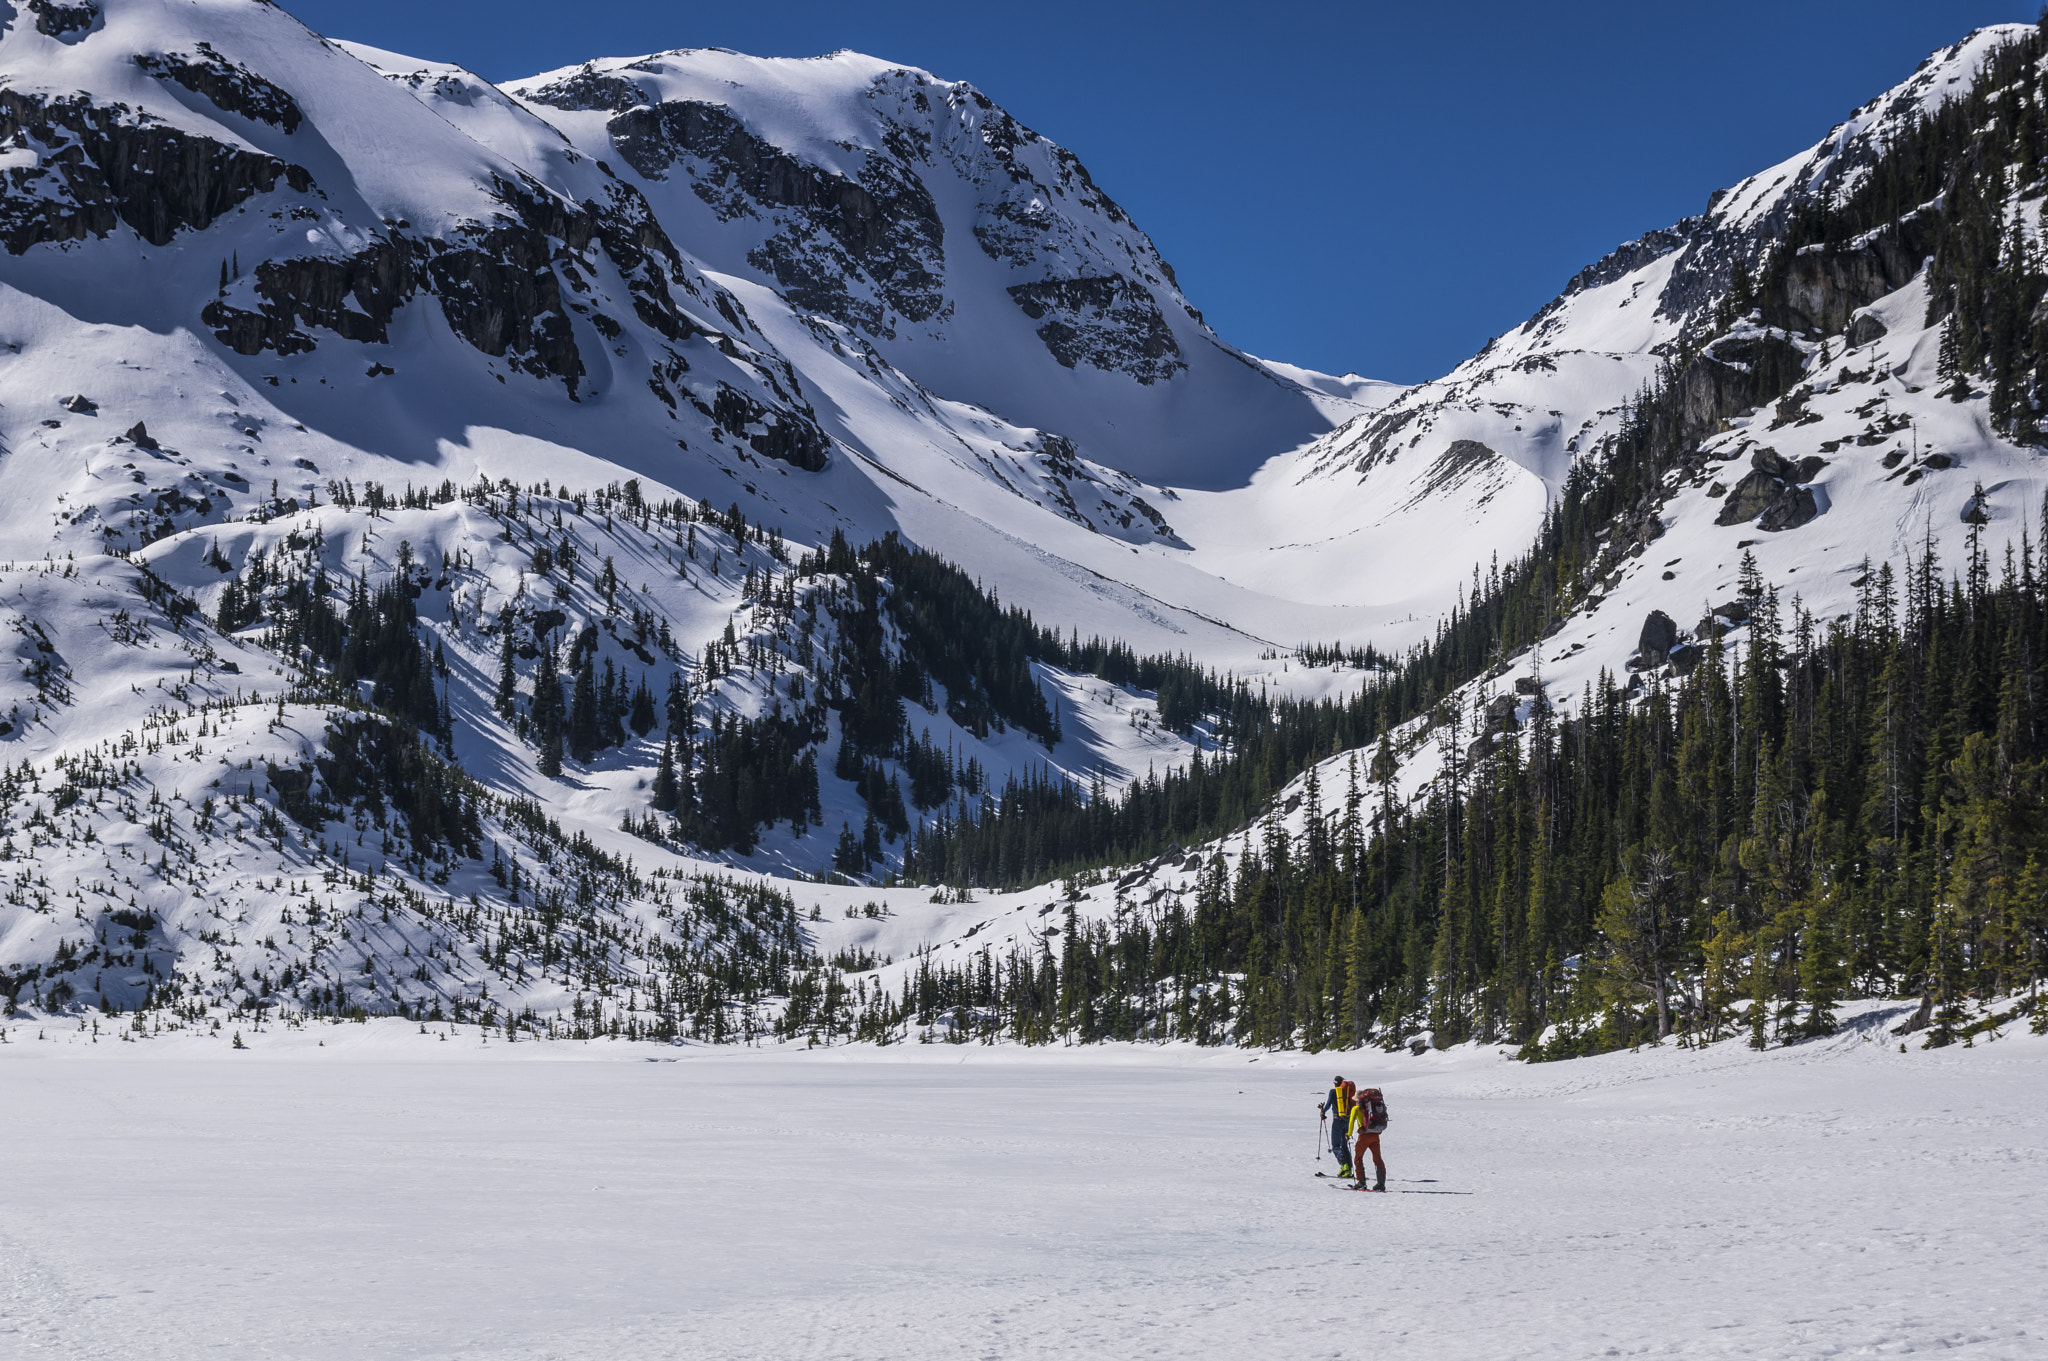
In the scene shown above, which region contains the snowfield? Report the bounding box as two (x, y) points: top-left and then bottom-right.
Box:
(3, 1005), (2043, 1360)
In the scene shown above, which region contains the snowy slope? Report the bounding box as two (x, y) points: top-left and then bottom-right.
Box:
(495, 48), (1361, 491)
(1189, 26), (2035, 642)
(0, 3), (2042, 1040)
(817, 22), (2048, 986)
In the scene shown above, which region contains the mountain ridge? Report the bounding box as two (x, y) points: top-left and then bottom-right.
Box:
(2, 4), (2045, 1052)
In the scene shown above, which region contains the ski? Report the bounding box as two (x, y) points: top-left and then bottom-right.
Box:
(1325, 1182), (1472, 1195)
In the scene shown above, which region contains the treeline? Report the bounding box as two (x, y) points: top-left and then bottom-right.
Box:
(201, 476), (818, 1031)
(898, 372), (1701, 890)
(803, 524), (2048, 1054)
(872, 32), (2048, 1051)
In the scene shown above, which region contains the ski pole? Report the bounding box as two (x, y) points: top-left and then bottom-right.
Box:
(1317, 1112), (1326, 1162)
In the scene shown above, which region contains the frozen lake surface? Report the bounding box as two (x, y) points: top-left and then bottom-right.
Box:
(2, 1004), (2043, 1359)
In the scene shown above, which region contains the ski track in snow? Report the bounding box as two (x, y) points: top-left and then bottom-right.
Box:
(1, 1005), (2042, 1360)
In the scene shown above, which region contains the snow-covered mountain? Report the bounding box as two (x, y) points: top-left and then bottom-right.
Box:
(0, 2), (2041, 1042)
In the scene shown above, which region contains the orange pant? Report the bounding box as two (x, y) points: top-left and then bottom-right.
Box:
(1353, 1132), (1384, 1181)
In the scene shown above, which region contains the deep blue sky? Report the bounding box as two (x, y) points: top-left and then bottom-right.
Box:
(285, 1), (2024, 384)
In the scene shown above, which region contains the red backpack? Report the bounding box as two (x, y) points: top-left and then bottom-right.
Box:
(1359, 1088), (1389, 1134)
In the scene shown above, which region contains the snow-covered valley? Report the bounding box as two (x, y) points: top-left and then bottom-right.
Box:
(3, 1009), (2043, 1359)
(3, 5), (2048, 1353)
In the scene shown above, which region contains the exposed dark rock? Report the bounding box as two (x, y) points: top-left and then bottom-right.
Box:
(61, 394), (96, 414)
(28, 0), (97, 40)
(0, 90), (314, 252)
(1750, 446), (1796, 479)
(599, 97), (945, 331)
(1638, 609), (1679, 666)
(1021, 432), (1178, 539)
(583, 179), (699, 343)
(1408, 440), (1501, 503)
(1715, 469), (1784, 524)
(517, 69), (650, 113)
(1768, 216), (1937, 336)
(1560, 226), (1694, 301)
(1667, 641), (1702, 677)
(711, 383), (830, 471)
(134, 43), (303, 134)
(1922, 452), (1954, 470)
(203, 239), (416, 356)
(420, 179), (601, 394)
(1661, 333), (1807, 447)
(197, 169), (706, 387)
(1756, 485), (1818, 532)
(124, 421), (158, 449)
(1717, 449), (1821, 531)
(1007, 274), (1183, 383)
(1770, 388), (1812, 429)
(151, 487), (211, 516)
(1846, 309), (1888, 347)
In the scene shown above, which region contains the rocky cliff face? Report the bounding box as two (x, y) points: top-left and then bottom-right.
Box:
(520, 60), (1155, 373)
(502, 51), (1339, 486)
(0, 87), (312, 251)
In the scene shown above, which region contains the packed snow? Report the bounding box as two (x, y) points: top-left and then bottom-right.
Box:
(2, 1007), (2042, 1359)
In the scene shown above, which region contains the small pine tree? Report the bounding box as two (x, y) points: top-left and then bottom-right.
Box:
(494, 625), (517, 718)
(629, 675), (657, 737)
(569, 655), (598, 763)
(651, 739), (680, 812)
(533, 636), (564, 776)
(1938, 316), (1967, 402)
(1797, 886), (1846, 1038)
(1925, 896), (1969, 1047)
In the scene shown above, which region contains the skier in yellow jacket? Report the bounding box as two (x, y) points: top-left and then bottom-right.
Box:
(1318, 1075), (1353, 1176)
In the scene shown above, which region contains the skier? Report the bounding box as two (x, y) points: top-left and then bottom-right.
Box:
(1318, 1075), (1352, 1176)
(1349, 1085), (1389, 1192)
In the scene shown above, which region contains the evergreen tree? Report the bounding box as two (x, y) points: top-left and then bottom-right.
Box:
(533, 636), (564, 778)
(651, 738), (680, 813)
(569, 655), (599, 763)
(629, 675), (657, 737)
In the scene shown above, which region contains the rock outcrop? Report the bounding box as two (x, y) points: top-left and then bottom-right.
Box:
(1637, 610), (1679, 666)
(0, 89), (313, 252)
(1715, 447), (1821, 531)
(528, 85), (947, 337)
(134, 43), (303, 133)
(1006, 275), (1183, 383)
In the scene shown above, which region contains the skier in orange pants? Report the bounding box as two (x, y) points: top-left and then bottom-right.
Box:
(1349, 1086), (1389, 1191)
